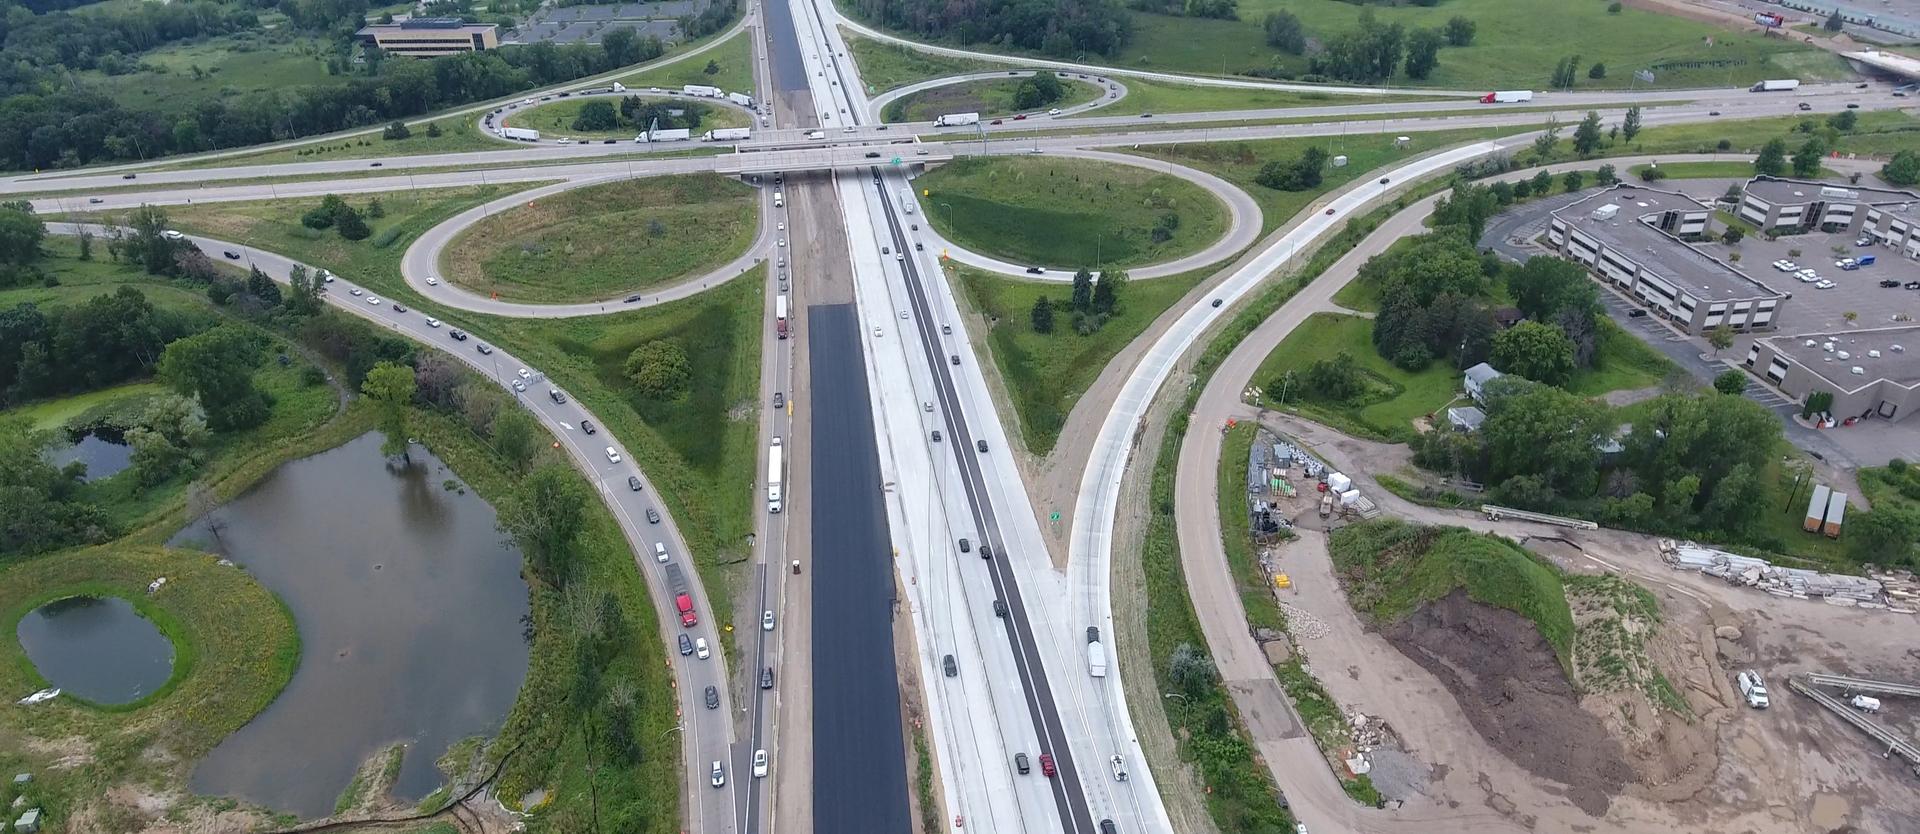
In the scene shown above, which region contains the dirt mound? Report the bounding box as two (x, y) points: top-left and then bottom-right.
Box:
(1386, 589), (1634, 816)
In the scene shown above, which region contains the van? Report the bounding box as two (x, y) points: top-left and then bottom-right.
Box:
(774, 191), (784, 207)
(1736, 669), (1770, 708)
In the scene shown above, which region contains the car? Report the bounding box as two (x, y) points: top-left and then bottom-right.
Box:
(350, 288), (365, 296)
(864, 151), (880, 158)
(654, 542), (669, 563)
(916, 242), (924, 251)
(1026, 266), (1044, 275)
(393, 304), (408, 313)
(916, 148), (929, 156)
(1847, 102), (1860, 109)
(426, 277), (439, 286)
(1379, 177), (1391, 185)
(760, 666), (774, 689)
(773, 391), (785, 408)
(931, 430), (942, 442)
(516, 368), (532, 380)
(646, 508), (660, 524)
(1039, 754), (1056, 777)
(1898, 91), (1911, 98)
(899, 310), (909, 319)
(549, 389), (567, 404)
(1881, 279), (1901, 288)
(1015, 752), (1030, 774)
(425, 317), (442, 328)
(367, 296), (382, 305)
(605, 446), (622, 463)
(958, 538), (971, 553)
(628, 475), (643, 491)
(711, 761), (726, 788)
(1013, 114), (1027, 120)
(994, 599), (1008, 617)
(1101, 820), (1117, 834)
(896, 253), (905, 261)
(977, 439), (989, 453)
(603, 139), (616, 144)
(950, 354), (960, 365)
(1708, 111), (1720, 116)
(1324, 208), (1336, 216)
(625, 294), (643, 304)
(990, 119), (1003, 125)
(942, 654), (957, 676)
(753, 749), (769, 778)
(223, 250), (240, 260)
(763, 610), (775, 631)
(122, 173), (137, 180)
(705, 685), (720, 708)
(874, 326), (884, 337)
(980, 544), (992, 560)
(1736, 669), (1770, 708)
(1906, 281), (1920, 290)
(558, 138), (572, 145)
(678, 634), (694, 655)
(778, 239), (787, 248)
(941, 324), (952, 335)
(1110, 755), (1129, 782)
(511, 379), (526, 392)
(449, 329), (468, 341)
(88, 197), (103, 204)
(1211, 298), (1223, 308)
(1816, 279), (1836, 289)
(1798, 102), (1813, 111)
(1626, 309), (1648, 318)
(1140, 113), (1153, 118)
(911, 223), (919, 231)
(696, 637), (710, 659)
(476, 343), (493, 355)
(370, 161), (384, 167)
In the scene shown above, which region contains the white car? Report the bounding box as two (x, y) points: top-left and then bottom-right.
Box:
(1798, 272), (1817, 283)
(778, 239), (786, 247)
(605, 446), (622, 463)
(366, 296), (382, 305)
(695, 637), (710, 659)
(1048, 107), (1061, 115)
(1816, 279), (1837, 289)
(762, 610), (775, 630)
(425, 317), (441, 328)
(753, 749), (769, 778)
(1781, 261), (1800, 272)
(873, 326), (883, 337)
(711, 761), (726, 788)
(654, 542), (669, 563)
(426, 277), (439, 286)
(517, 368), (533, 380)
(778, 222), (785, 231)
(1771, 260), (1792, 272)
(349, 288), (364, 296)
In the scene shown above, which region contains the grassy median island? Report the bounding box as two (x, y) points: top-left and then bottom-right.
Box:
(843, 32), (995, 92)
(881, 76), (1103, 122)
(0, 545), (300, 829)
(616, 28), (754, 96)
(1095, 77), (1424, 117)
(503, 97), (751, 141)
(442, 174), (758, 304)
(916, 156), (1228, 268)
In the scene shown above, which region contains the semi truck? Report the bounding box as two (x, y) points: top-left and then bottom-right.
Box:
(499, 126), (540, 141)
(775, 294), (789, 340)
(1480, 90), (1533, 104)
(1750, 79), (1801, 92)
(683, 84), (722, 98)
(935, 112), (981, 127)
(767, 439), (784, 513)
(727, 92), (754, 107)
(703, 128), (751, 142)
(639, 128), (691, 142)
(666, 563), (698, 627)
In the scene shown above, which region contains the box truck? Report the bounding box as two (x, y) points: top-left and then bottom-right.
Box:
(683, 84), (721, 98)
(703, 128), (751, 142)
(1087, 640), (1108, 677)
(1480, 90), (1533, 103)
(775, 294), (789, 340)
(1749, 79), (1800, 92)
(935, 112), (981, 127)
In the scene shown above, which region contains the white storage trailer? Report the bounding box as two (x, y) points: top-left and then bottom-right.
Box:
(767, 442), (784, 513)
(934, 112), (981, 127)
(703, 128), (751, 142)
(1823, 491), (1847, 538)
(727, 92), (754, 107)
(1750, 79), (1801, 92)
(499, 126), (540, 141)
(683, 84), (722, 98)
(1804, 484), (1831, 532)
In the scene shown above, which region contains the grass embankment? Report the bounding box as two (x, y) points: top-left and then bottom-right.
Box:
(1217, 424), (1288, 633)
(504, 97), (750, 140)
(408, 411), (678, 829)
(154, 187), (762, 630)
(441, 174), (759, 303)
(1565, 574), (1690, 715)
(882, 76), (1103, 122)
(616, 29), (754, 95)
(177, 120), (513, 169)
(1095, 77), (1430, 117)
(1130, 125), (1515, 236)
(916, 155), (1229, 268)
(843, 32), (995, 92)
(1328, 518), (1574, 672)
(0, 546), (300, 827)
(1570, 109), (1920, 159)
(953, 262), (1209, 454)
(77, 32), (332, 112)
(1110, 0), (1843, 89)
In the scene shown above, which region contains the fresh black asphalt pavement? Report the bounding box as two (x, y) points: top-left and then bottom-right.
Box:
(807, 303), (912, 833)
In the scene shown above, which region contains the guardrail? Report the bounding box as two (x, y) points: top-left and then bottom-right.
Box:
(1789, 676), (1920, 774)
(1480, 504), (1600, 530)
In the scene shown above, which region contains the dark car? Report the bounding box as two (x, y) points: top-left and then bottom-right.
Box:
(958, 538), (971, 553)
(1040, 754), (1056, 777)
(580, 419), (596, 434)
(864, 151), (880, 158)
(773, 391), (785, 408)
(393, 304), (408, 313)
(1015, 753), (1030, 774)
(1025, 266), (1044, 275)
(122, 173), (137, 180)
(915, 242), (924, 251)
(1379, 177), (1391, 185)
(1882, 279), (1902, 288)
(625, 294), (643, 303)
(1708, 111), (1720, 116)
(1211, 298), (1223, 308)
(993, 600), (1008, 617)
(679, 634), (694, 655)
(603, 139), (616, 144)
(931, 430), (942, 442)
(1100, 820), (1117, 834)
(950, 354), (960, 365)
(1847, 102), (1861, 109)
(1013, 114), (1027, 120)
(760, 667), (774, 689)
(628, 475), (643, 491)
(1325, 208), (1336, 215)
(1627, 309), (1648, 318)
(990, 119), (1003, 125)
(370, 162), (383, 167)
(976, 439), (988, 453)
(646, 508), (661, 524)
(980, 544), (992, 560)
(1140, 113), (1153, 118)
(942, 654), (957, 677)
(705, 685), (720, 708)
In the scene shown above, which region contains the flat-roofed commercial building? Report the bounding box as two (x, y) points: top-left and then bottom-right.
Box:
(1861, 202), (1920, 262)
(1547, 185), (1785, 334)
(357, 18), (499, 56)
(1737, 176), (1920, 237)
(1747, 325), (1920, 421)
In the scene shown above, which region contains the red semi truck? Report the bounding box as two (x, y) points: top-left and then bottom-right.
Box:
(667, 563), (698, 626)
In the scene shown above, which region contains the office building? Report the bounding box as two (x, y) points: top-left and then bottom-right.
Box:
(357, 18), (499, 57)
(1737, 176), (1920, 239)
(1747, 325), (1920, 421)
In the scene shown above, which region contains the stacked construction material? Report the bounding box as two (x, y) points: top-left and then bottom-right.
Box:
(1661, 541), (1886, 605)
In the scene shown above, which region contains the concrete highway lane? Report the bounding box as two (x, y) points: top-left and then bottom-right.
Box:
(806, 303), (914, 833)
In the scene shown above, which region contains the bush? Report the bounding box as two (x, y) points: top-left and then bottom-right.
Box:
(1639, 166), (1668, 182)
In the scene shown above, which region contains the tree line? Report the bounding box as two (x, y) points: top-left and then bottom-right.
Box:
(842, 0), (1132, 57)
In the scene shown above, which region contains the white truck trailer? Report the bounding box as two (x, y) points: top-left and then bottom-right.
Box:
(1479, 90), (1534, 103)
(703, 128), (751, 142)
(727, 91), (754, 107)
(767, 440), (784, 513)
(683, 84), (722, 98)
(1749, 79), (1801, 92)
(934, 112), (981, 127)
(499, 126), (540, 141)
(638, 128), (691, 142)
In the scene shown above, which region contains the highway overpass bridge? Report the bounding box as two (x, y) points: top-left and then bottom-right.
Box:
(716, 143), (954, 175)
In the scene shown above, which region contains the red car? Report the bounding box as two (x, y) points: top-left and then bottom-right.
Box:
(1039, 753), (1057, 777)
(1013, 114), (1027, 120)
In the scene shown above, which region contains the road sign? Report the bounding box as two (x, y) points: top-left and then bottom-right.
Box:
(1049, 511), (1060, 521)
(891, 157), (902, 165)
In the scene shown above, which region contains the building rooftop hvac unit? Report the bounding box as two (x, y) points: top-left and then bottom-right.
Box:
(1820, 186), (1859, 199)
(1590, 204), (1620, 221)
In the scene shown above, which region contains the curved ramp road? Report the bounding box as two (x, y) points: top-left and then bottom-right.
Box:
(398, 175), (777, 317)
(866, 69), (1128, 123)
(46, 223), (745, 834)
(907, 147), (1261, 280)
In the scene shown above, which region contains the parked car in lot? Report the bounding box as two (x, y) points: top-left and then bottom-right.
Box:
(1881, 279), (1901, 288)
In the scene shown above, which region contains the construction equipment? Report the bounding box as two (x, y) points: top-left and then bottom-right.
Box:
(1481, 504), (1599, 530)
(1790, 673), (1920, 777)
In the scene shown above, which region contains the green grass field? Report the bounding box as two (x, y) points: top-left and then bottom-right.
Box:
(881, 76), (1103, 122)
(955, 262), (1209, 453)
(502, 97), (750, 140)
(617, 29), (754, 96)
(1095, 76), (1429, 117)
(1558, 109), (1920, 160)
(76, 32), (333, 112)
(1117, 0), (1845, 90)
(441, 174), (758, 303)
(844, 32), (996, 92)
(915, 156), (1229, 268)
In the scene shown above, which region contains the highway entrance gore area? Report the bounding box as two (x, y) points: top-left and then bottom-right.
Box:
(805, 302), (911, 832)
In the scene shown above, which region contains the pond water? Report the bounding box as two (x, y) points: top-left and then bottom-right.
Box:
(45, 428), (133, 482)
(174, 432), (531, 819)
(15, 595), (174, 705)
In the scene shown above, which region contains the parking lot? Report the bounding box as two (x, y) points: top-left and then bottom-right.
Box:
(507, 1), (701, 45)
(1736, 228), (1920, 338)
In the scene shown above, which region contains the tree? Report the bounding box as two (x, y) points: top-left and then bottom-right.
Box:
(1622, 106), (1642, 143)
(1721, 225), (1745, 245)
(1168, 642), (1217, 696)
(1573, 110), (1604, 156)
(1508, 256), (1597, 322)
(1562, 170), (1585, 192)
(499, 462), (590, 585)
(244, 266), (282, 306)
(1184, 0), (1237, 19)
(1802, 390), (1833, 418)
(1030, 296), (1055, 333)
(335, 204), (372, 241)
(1587, 62), (1606, 80)
(1532, 117), (1561, 158)
(1303, 351), (1366, 401)
(1713, 369), (1748, 395)
(1070, 269), (1094, 311)
(1823, 7), (1844, 31)
(1883, 150), (1920, 187)
(1595, 163), (1618, 185)
(158, 324), (270, 432)
(1753, 138), (1789, 177)
(0, 205), (46, 269)
(382, 121), (411, 140)
(363, 361), (417, 462)
(1706, 324), (1734, 356)
(1530, 169), (1555, 196)
(572, 100), (619, 131)
(1492, 320), (1576, 386)
(1263, 10), (1305, 53)
(491, 409), (541, 471)
(425, 121), (444, 138)
(1481, 382), (1606, 496)
(1091, 268), (1126, 314)
(1443, 15), (1475, 46)
(126, 393), (209, 487)
(1792, 137), (1827, 177)
(1828, 109), (1858, 132)
(704, 59), (721, 75)
(624, 340), (691, 398)
(1404, 28), (1443, 80)
(1849, 506), (1920, 567)
(1551, 54), (1582, 89)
